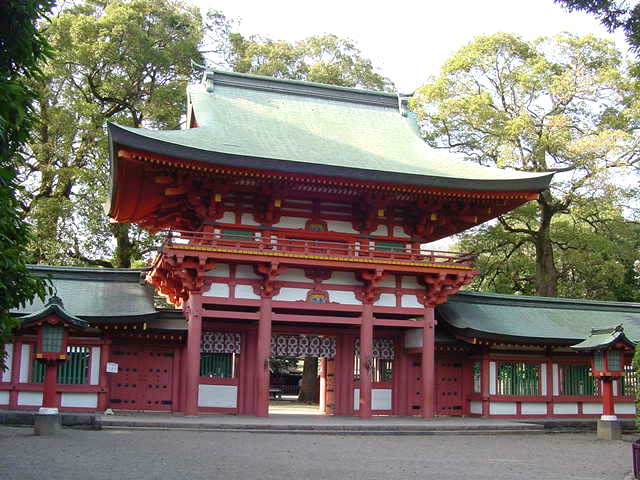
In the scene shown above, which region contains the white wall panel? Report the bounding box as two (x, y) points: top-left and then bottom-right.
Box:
(326, 290), (360, 305)
(582, 402), (603, 415)
(521, 402), (547, 415)
(552, 364), (559, 396)
(553, 402), (578, 415)
(235, 284), (260, 299)
(326, 220), (357, 234)
(240, 213), (260, 226)
(274, 216), (307, 229)
(206, 263), (230, 278)
(198, 385), (237, 408)
(324, 272), (359, 285)
(615, 403), (635, 415)
(19, 344), (31, 383)
(273, 288), (308, 302)
(490, 402), (517, 415)
(370, 225), (387, 236)
(374, 293), (396, 307)
(401, 276), (422, 289)
(61, 392), (98, 408)
(393, 226), (410, 238)
(2, 344), (12, 382)
(404, 329), (423, 349)
(489, 362), (496, 395)
(219, 211), (236, 223)
(277, 268), (313, 283)
(236, 265), (260, 279)
(0, 391), (9, 405)
(378, 275), (396, 288)
(470, 401), (482, 414)
(90, 347), (101, 385)
(203, 282), (230, 298)
(541, 363), (547, 396)
(18, 391), (42, 407)
(400, 295), (422, 308)
(353, 388), (390, 410)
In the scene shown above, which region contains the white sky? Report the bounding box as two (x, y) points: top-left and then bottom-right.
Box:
(192, 0), (629, 92)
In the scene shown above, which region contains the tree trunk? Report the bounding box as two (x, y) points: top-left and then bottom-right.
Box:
(110, 222), (134, 268)
(534, 202), (558, 297)
(297, 356), (319, 404)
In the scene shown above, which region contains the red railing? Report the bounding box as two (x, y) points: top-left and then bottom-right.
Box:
(163, 229), (475, 267)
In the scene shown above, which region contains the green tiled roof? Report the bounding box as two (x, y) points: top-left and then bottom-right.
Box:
(108, 70), (553, 192)
(14, 265), (158, 318)
(19, 296), (88, 329)
(438, 291), (640, 344)
(571, 325), (636, 350)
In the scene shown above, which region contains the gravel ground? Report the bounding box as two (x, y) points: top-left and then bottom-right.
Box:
(0, 426), (635, 480)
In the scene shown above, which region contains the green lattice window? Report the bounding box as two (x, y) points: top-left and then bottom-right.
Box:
(621, 364), (638, 396)
(608, 350), (621, 370)
(32, 346), (90, 384)
(375, 241), (403, 253)
(473, 361), (481, 393)
(496, 362), (540, 396)
(221, 229), (253, 241)
(200, 353), (235, 378)
(559, 364), (597, 396)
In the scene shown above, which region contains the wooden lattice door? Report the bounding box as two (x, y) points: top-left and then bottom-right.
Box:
(109, 344), (174, 411)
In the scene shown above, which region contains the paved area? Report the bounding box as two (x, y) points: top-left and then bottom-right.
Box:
(0, 425), (635, 480)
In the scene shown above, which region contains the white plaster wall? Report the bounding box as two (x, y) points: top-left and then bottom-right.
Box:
(19, 344), (31, 383)
(2, 344), (12, 382)
(613, 379), (619, 396)
(274, 216), (307, 229)
(393, 226), (410, 238)
(206, 263), (230, 278)
(378, 275), (396, 288)
(553, 403), (578, 415)
(326, 290), (360, 305)
(277, 268), (313, 283)
(490, 402), (517, 415)
(540, 363), (547, 396)
(404, 329), (423, 349)
(521, 403), (547, 415)
(326, 220), (357, 234)
(582, 402), (603, 415)
(90, 347), (101, 386)
(198, 385), (237, 408)
(236, 265), (260, 279)
(61, 392), (98, 408)
(401, 276), (422, 289)
(0, 391), (9, 405)
(324, 271), (359, 285)
(203, 282), (230, 298)
(370, 225), (387, 236)
(470, 401), (482, 415)
(235, 284), (260, 299)
(401, 295), (422, 308)
(240, 213), (260, 226)
(18, 391), (42, 407)
(489, 362), (497, 395)
(353, 388), (392, 411)
(374, 293), (396, 307)
(273, 288), (309, 302)
(615, 403), (635, 415)
(219, 211), (236, 223)
(552, 364), (559, 396)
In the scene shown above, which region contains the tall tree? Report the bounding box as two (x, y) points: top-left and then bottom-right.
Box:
(19, 0), (209, 267)
(0, 0), (53, 368)
(413, 33), (640, 297)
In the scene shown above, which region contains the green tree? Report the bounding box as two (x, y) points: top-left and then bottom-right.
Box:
(0, 0), (53, 368)
(227, 33), (393, 91)
(413, 33), (640, 298)
(19, 0), (209, 267)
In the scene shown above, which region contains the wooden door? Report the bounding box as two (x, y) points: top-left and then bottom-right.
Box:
(109, 344), (174, 411)
(435, 356), (463, 416)
(410, 357), (423, 415)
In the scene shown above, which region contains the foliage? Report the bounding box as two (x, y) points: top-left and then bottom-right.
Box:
(226, 33), (393, 91)
(555, 0), (640, 52)
(413, 33), (640, 298)
(0, 0), (54, 368)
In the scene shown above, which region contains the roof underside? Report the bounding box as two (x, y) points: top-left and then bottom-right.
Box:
(439, 291), (640, 344)
(109, 70), (553, 194)
(15, 266), (157, 318)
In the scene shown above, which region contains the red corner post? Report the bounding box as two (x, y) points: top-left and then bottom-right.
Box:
(256, 296), (273, 417)
(359, 302), (374, 418)
(601, 377), (615, 418)
(421, 306), (436, 418)
(184, 297), (202, 416)
(42, 362), (58, 409)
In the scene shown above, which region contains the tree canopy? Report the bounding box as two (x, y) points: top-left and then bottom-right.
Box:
(413, 32), (640, 299)
(0, 0), (53, 368)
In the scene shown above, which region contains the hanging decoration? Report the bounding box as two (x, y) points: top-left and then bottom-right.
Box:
(201, 332), (242, 354)
(354, 338), (395, 360)
(271, 335), (336, 358)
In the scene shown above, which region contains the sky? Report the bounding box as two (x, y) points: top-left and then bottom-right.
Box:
(192, 0), (629, 92)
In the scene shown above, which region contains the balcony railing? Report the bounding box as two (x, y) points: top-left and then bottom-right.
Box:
(163, 229), (475, 268)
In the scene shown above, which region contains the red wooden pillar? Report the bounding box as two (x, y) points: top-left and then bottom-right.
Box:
(481, 352), (490, 417)
(184, 301), (202, 416)
(9, 341), (21, 409)
(601, 378), (615, 417)
(42, 362), (58, 409)
(98, 339), (111, 411)
(256, 296), (273, 417)
(359, 302), (373, 418)
(421, 306), (435, 418)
